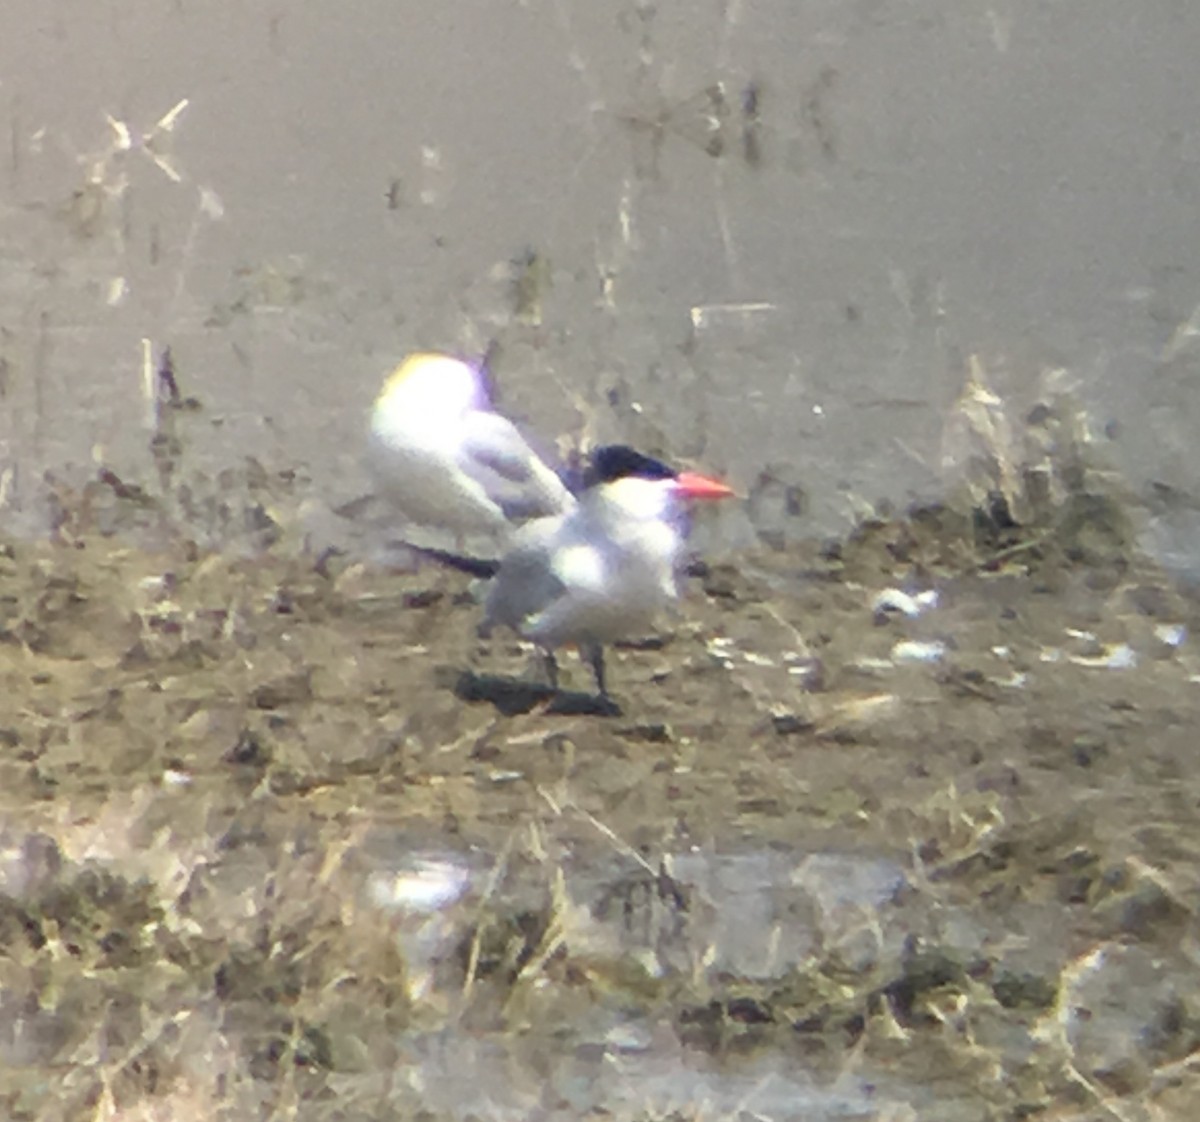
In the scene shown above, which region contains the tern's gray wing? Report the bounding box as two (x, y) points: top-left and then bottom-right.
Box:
(479, 521), (570, 637)
(459, 412), (574, 521)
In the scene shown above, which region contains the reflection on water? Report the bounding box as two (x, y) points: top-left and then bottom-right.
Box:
(354, 841), (916, 1120)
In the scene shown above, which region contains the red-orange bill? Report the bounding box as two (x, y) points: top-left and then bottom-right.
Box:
(674, 471), (737, 500)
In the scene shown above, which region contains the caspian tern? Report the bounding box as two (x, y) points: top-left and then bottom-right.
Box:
(478, 445), (736, 697)
(366, 352), (574, 540)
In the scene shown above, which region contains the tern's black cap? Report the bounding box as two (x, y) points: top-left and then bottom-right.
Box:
(583, 445), (675, 489)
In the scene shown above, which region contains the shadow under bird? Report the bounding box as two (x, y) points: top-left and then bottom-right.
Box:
(475, 444), (736, 699)
(366, 352), (574, 540)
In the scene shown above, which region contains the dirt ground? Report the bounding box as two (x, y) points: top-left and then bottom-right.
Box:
(1, 444), (1200, 1121)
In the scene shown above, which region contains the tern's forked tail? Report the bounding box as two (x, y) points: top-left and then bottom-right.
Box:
(409, 546), (501, 579)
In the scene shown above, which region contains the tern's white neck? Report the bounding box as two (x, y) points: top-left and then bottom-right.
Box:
(590, 476), (681, 523)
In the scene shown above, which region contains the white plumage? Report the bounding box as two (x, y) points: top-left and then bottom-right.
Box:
(480, 457), (734, 696)
(366, 352), (573, 538)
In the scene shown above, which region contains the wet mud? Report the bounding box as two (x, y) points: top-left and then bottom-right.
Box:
(1, 443), (1199, 1121)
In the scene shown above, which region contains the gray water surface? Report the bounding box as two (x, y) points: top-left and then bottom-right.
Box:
(4, 0), (1200, 564)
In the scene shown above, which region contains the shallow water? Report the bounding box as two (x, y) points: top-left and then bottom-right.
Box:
(6, 1), (1200, 563)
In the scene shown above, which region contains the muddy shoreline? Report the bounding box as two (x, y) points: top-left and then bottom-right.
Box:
(0, 455), (1198, 1119)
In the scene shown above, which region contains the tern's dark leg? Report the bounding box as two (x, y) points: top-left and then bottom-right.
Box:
(582, 642), (608, 697)
(541, 648), (560, 691)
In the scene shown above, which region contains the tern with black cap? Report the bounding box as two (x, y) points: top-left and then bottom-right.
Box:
(479, 444), (736, 697)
